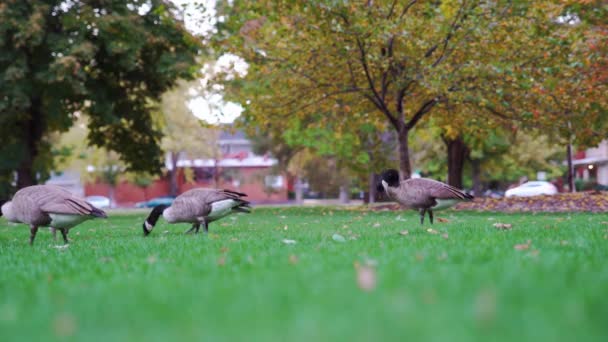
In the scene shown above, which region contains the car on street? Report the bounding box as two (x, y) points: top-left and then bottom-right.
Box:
(135, 196), (175, 208)
(85, 195), (111, 209)
(505, 181), (558, 197)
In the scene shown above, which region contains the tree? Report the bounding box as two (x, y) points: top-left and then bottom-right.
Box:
(214, 1), (573, 182)
(0, 0), (201, 190)
(158, 80), (220, 196)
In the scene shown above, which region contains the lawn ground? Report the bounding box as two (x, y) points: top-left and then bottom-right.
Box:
(1, 207), (607, 342)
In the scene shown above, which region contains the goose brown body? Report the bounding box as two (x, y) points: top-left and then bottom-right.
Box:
(378, 169), (473, 225)
(384, 178), (472, 209)
(1, 185), (107, 244)
(142, 188), (251, 236)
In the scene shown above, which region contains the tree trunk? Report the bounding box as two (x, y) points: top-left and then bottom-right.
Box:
(471, 158), (482, 197)
(108, 186), (115, 208)
(169, 151), (179, 196)
(397, 127), (411, 179)
(294, 175), (304, 204)
(16, 99), (44, 189)
(213, 158), (221, 188)
(368, 172), (377, 204)
(567, 143), (575, 193)
(339, 185), (350, 204)
(445, 136), (469, 189)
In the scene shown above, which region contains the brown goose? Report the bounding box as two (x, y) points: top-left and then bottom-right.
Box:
(142, 188), (251, 236)
(0, 185), (107, 245)
(377, 169), (473, 225)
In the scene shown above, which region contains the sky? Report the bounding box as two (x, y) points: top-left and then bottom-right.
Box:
(169, 0), (246, 125)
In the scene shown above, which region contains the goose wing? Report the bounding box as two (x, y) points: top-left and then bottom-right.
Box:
(174, 188), (249, 217)
(405, 178), (473, 200)
(35, 185), (107, 217)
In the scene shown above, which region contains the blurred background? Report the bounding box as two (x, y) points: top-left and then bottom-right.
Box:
(1, 0), (606, 208)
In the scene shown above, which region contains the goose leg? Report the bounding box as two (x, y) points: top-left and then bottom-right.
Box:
(428, 210), (434, 225)
(185, 223), (199, 234)
(203, 220), (209, 234)
(419, 209), (426, 225)
(29, 225), (39, 245)
(59, 228), (69, 244)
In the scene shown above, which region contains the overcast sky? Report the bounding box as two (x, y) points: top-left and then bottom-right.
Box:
(170, 0), (245, 125)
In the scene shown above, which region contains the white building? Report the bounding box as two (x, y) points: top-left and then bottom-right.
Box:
(573, 140), (608, 185)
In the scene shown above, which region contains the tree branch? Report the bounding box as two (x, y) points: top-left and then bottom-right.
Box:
(405, 97), (439, 129)
(400, 0), (418, 19)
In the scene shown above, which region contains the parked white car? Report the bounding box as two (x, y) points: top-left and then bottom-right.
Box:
(85, 195), (111, 208)
(505, 181), (558, 197)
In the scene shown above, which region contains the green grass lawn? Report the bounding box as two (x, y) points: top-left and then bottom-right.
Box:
(1, 207), (607, 342)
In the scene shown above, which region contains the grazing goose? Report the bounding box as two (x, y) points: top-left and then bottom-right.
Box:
(142, 188), (251, 236)
(0, 185), (107, 245)
(377, 169), (473, 225)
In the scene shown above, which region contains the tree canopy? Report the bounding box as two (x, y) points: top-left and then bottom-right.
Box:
(0, 0), (201, 194)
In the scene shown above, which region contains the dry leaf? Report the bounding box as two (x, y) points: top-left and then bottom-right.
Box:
(493, 223), (513, 230)
(373, 222), (381, 228)
(283, 225), (288, 230)
(441, 233), (449, 239)
(217, 257), (226, 266)
(437, 217), (450, 223)
(514, 240), (532, 250)
(427, 228), (439, 234)
(289, 254), (299, 265)
(146, 255), (157, 264)
(53, 313), (77, 338)
(399, 230), (409, 236)
(220, 247), (230, 254)
(282, 239), (296, 245)
(356, 265), (377, 292)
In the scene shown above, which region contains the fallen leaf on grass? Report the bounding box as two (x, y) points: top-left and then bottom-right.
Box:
(355, 265), (377, 292)
(282, 239), (297, 245)
(514, 240), (532, 251)
(289, 254), (299, 265)
(372, 222), (381, 228)
(436, 217), (450, 223)
(441, 233), (449, 239)
(332, 233), (346, 242)
(146, 255), (157, 264)
(217, 257), (226, 266)
(399, 230), (409, 236)
(493, 223), (513, 230)
(53, 313), (77, 338)
(53, 245), (69, 249)
(427, 228), (439, 234)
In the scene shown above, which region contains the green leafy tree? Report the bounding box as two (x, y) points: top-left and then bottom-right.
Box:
(0, 0), (201, 191)
(158, 80), (220, 195)
(213, 0), (575, 182)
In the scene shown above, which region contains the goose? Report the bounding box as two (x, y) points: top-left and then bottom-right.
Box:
(0, 185), (107, 245)
(142, 188), (251, 236)
(377, 169), (473, 225)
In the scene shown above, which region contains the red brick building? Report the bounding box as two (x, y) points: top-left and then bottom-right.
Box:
(85, 131), (289, 206)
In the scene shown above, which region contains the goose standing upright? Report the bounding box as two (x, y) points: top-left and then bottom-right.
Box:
(377, 169), (473, 225)
(0, 185), (107, 245)
(142, 188), (251, 236)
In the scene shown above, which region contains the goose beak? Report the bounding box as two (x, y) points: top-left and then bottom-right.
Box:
(381, 180), (389, 192)
(142, 221), (152, 236)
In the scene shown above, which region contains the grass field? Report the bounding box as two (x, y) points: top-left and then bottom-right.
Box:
(1, 207), (607, 342)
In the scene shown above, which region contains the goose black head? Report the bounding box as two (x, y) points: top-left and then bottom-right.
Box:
(142, 204), (169, 236)
(379, 169), (400, 188)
